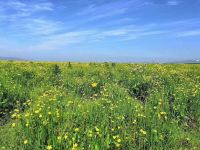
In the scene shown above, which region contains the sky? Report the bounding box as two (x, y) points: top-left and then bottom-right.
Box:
(0, 0), (200, 62)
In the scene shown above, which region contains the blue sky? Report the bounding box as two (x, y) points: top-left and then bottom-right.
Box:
(0, 0), (200, 62)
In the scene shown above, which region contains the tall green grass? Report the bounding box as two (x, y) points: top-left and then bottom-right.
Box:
(0, 61), (200, 149)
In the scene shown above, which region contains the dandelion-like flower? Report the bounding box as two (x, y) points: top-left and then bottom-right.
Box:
(46, 145), (52, 150)
(158, 111), (167, 119)
(91, 82), (98, 88)
(87, 130), (93, 137)
(14, 109), (19, 112)
(57, 136), (62, 141)
(117, 139), (121, 143)
(153, 129), (157, 133)
(74, 128), (79, 132)
(12, 123), (16, 127)
(95, 127), (100, 132)
(35, 110), (39, 114)
(72, 143), (78, 150)
(140, 129), (147, 135)
(24, 140), (28, 145)
(115, 143), (120, 148)
(11, 113), (17, 118)
(64, 134), (68, 140)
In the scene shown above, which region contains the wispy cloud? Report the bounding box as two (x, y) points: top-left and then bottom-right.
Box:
(28, 31), (96, 51)
(144, 0), (181, 6)
(32, 17), (200, 49)
(20, 18), (63, 36)
(176, 29), (200, 37)
(93, 24), (153, 40)
(122, 30), (169, 40)
(0, 0), (59, 37)
(167, 0), (180, 5)
(0, 0), (199, 55)
(0, 0), (54, 20)
(167, 0), (180, 6)
(24, 24), (168, 51)
(77, 0), (144, 21)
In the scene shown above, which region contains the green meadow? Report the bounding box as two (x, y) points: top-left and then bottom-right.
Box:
(0, 61), (200, 150)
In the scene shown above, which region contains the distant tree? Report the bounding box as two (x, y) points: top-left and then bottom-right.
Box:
(50, 64), (62, 86)
(52, 64), (61, 76)
(111, 62), (116, 67)
(104, 62), (109, 68)
(68, 62), (72, 68)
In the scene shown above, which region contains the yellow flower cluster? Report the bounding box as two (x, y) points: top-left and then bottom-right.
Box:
(158, 111), (167, 120)
(113, 135), (121, 148)
(140, 129), (147, 136)
(46, 145), (52, 150)
(91, 82), (98, 88)
(72, 143), (78, 150)
(24, 139), (28, 145)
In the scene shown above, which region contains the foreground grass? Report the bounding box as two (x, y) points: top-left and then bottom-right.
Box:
(0, 61), (200, 150)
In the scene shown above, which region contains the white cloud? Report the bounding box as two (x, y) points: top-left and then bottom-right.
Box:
(0, 0), (54, 20)
(30, 18), (200, 51)
(167, 0), (180, 5)
(21, 18), (63, 36)
(27, 31), (96, 51)
(7, 1), (26, 8)
(0, 0), (199, 53)
(32, 2), (54, 11)
(0, 1), (59, 37)
(77, 0), (144, 21)
(101, 29), (130, 36)
(24, 23), (170, 51)
(176, 29), (200, 37)
(122, 30), (168, 40)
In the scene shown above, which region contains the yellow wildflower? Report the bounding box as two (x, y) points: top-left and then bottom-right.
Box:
(64, 134), (68, 140)
(24, 140), (28, 145)
(46, 145), (52, 150)
(132, 119), (137, 124)
(95, 127), (100, 132)
(87, 130), (93, 137)
(115, 143), (120, 147)
(117, 139), (121, 143)
(72, 143), (78, 150)
(11, 113), (17, 118)
(25, 113), (30, 117)
(35, 110), (39, 114)
(12, 123), (16, 127)
(153, 129), (157, 133)
(158, 112), (167, 119)
(74, 128), (79, 132)
(113, 135), (119, 140)
(14, 109), (19, 112)
(57, 136), (62, 140)
(140, 129), (147, 135)
(91, 82), (98, 88)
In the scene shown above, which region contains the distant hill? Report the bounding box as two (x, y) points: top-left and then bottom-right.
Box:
(166, 59), (200, 64)
(0, 57), (25, 61)
(169, 59), (200, 64)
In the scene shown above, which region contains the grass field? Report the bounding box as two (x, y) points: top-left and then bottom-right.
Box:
(0, 61), (200, 150)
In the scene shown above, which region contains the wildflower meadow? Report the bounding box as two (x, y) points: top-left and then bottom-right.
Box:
(0, 61), (200, 150)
